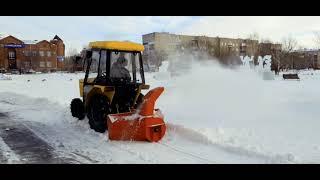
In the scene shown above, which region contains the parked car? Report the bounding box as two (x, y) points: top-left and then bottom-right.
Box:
(0, 68), (6, 73)
(10, 69), (20, 74)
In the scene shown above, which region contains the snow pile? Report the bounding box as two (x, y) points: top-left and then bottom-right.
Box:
(0, 74), (12, 80)
(0, 73), (84, 105)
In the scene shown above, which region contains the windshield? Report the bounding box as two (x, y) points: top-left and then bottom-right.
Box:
(110, 51), (142, 83)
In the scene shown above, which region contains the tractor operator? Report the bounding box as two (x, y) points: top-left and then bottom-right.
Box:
(110, 54), (131, 81)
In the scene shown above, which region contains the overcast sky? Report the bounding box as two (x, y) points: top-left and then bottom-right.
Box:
(1, 16), (320, 55)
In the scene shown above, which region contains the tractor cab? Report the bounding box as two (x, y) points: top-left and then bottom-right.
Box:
(81, 41), (150, 114)
(84, 42), (146, 86)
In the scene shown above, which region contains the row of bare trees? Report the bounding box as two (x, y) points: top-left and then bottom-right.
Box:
(62, 48), (84, 72)
(246, 32), (320, 72)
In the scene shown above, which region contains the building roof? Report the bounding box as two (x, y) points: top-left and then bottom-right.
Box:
(0, 34), (9, 40)
(22, 40), (39, 44)
(53, 35), (62, 41)
(0, 35), (24, 43)
(1, 34), (62, 46)
(89, 41), (144, 51)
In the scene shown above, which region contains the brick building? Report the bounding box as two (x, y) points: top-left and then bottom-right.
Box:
(271, 49), (320, 70)
(0, 35), (65, 72)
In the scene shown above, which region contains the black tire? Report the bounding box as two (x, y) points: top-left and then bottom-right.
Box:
(134, 93), (144, 109)
(70, 98), (85, 120)
(87, 95), (111, 133)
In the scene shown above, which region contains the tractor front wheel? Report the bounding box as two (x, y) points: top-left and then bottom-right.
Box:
(70, 98), (85, 120)
(87, 95), (111, 133)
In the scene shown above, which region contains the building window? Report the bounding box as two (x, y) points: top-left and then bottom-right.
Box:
(39, 51), (44, 57)
(47, 51), (51, 57)
(47, 61), (52, 67)
(149, 44), (155, 50)
(8, 51), (15, 59)
(24, 51), (30, 56)
(40, 61), (45, 67)
(24, 62), (29, 67)
(33, 51), (37, 56)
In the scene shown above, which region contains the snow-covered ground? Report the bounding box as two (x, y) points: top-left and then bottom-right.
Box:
(1, 62), (320, 163)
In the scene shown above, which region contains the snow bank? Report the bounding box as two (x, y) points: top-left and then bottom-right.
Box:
(0, 74), (12, 80)
(0, 73), (84, 105)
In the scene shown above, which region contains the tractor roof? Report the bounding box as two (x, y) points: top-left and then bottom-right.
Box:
(89, 41), (144, 51)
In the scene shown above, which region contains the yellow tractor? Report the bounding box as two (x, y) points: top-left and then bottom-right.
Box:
(70, 41), (166, 142)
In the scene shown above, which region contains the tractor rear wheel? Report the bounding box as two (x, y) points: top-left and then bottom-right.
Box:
(87, 95), (111, 133)
(70, 98), (85, 120)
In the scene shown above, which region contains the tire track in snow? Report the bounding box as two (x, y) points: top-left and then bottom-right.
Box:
(157, 142), (217, 163)
(164, 123), (297, 163)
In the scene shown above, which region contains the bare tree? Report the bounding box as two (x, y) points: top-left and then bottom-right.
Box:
(281, 36), (298, 54)
(247, 32), (260, 41)
(260, 38), (273, 43)
(64, 48), (81, 72)
(67, 48), (79, 56)
(280, 36), (298, 70)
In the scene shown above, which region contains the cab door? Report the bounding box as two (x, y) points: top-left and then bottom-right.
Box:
(83, 50), (100, 101)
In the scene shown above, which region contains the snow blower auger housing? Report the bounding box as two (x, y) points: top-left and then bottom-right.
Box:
(70, 41), (166, 142)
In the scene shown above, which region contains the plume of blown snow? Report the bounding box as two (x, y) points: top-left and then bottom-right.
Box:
(150, 50), (320, 163)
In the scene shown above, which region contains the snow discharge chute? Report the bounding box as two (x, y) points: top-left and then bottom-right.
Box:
(107, 87), (166, 142)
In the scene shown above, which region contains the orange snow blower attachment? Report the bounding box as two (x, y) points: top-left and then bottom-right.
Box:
(107, 87), (166, 142)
